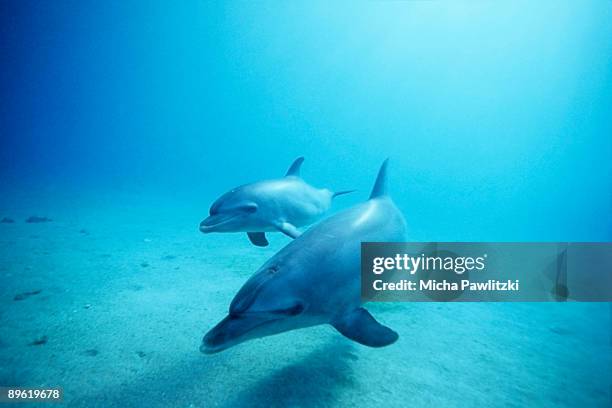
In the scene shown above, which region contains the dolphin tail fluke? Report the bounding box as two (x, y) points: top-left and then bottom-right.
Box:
(369, 158), (389, 199)
(332, 307), (398, 347)
(332, 190), (356, 198)
(285, 157), (305, 177)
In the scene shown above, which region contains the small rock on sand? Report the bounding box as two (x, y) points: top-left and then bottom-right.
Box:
(549, 326), (572, 336)
(14, 289), (42, 301)
(25, 216), (52, 223)
(29, 336), (48, 346)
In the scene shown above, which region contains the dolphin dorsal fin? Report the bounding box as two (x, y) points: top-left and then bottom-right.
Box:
(285, 157), (305, 177)
(369, 158), (389, 199)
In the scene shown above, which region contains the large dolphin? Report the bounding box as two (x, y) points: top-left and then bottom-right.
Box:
(199, 157), (353, 247)
(201, 159), (407, 354)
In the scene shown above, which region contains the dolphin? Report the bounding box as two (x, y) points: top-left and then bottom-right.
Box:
(201, 159), (407, 354)
(199, 157), (353, 247)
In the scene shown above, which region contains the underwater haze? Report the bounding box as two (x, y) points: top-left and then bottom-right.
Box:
(1, 1), (611, 407)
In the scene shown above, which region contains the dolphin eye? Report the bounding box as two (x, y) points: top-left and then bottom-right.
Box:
(269, 302), (304, 316)
(239, 204), (257, 214)
(282, 303), (304, 316)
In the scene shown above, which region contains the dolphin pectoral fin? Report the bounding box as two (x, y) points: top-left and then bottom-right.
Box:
(247, 232), (269, 247)
(332, 308), (399, 348)
(274, 222), (301, 239)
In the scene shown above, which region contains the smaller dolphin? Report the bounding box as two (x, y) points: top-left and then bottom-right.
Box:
(201, 159), (407, 354)
(199, 157), (353, 247)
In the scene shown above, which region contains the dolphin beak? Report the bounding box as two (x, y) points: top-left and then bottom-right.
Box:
(199, 218), (213, 233)
(199, 213), (238, 233)
(200, 314), (280, 354)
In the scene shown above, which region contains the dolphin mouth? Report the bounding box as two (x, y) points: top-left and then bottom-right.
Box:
(200, 340), (230, 355)
(200, 313), (282, 354)
(199, 213), (240, 233)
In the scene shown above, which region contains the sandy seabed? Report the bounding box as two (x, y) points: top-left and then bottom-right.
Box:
(0, 192), (610, 408)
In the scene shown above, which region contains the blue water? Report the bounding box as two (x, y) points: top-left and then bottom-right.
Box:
(1, 1), (611, 407)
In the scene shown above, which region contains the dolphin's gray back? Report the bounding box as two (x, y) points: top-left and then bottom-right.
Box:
(231, 196), (406, 319)
(245, 178), (331, 225)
